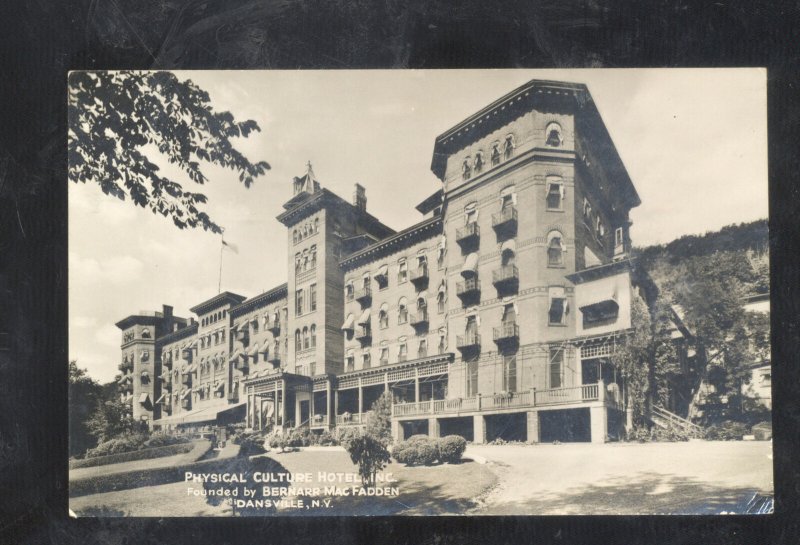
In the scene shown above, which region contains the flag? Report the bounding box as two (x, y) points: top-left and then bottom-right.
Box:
(222, 239), (238, 254)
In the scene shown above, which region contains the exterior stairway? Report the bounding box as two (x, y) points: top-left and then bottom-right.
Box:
(650, 405), (705, 439)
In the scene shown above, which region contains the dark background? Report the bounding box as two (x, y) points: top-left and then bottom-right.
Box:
(1, 0), (798, 543)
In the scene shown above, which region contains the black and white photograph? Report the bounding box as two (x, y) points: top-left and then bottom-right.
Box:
(67, 69), (772, 517)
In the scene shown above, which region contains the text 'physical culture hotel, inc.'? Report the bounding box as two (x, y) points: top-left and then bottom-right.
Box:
(115, 79), (647, 444)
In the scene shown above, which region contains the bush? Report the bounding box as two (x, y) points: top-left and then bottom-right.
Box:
(268, 434), (289, 452)
(438, 435), (467, 464)
(69, 441), (196, 469)
(314, 430), (338, 446)
(752, 421), (772, 441)
(85, 432), (148, 458)
(287, 428), (313, 448)
(334, 427), (362, 450)
(705, 421), (749, 441)
(344, 433), (391, 486)
(392, 435), (439, 466)
(236, 433), (267, 457)
(143, 435), (190, 448)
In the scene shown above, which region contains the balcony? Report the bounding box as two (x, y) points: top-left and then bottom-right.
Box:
(455, 223), (480, 249)
(491, 207), (518, 236)
(181, 373), (192, 386)
(181, 399), (191, 410)
(493, 322), (520, 345)
(162, 356), (172, 370)
(355, 326), (372, 344)
(336, 412), (367, 426)
(267, 320), (281, 335)
(410, 310), (429, 329)
(492, 264), (519, 294)
(456, 277), (481, 302)
(409, 265), (429, 287)
(118, 360), (133, 374)
(234, 357), (249, 373)
(354, 285), (372, 305)
(311, 413), (328, 428)
(267, 350), (281, 366)
(456, 333), (481, 351)
(227, 390), (239, 403)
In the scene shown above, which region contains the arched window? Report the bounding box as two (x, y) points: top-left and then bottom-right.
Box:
(314, 218), (319, 233)
(545, 122), (563, 147)
(310, 245), (317, 269)
(462, 157), (472, 180)
(295, 329), (302, 352)
(474, 152), (484, 174)
(379, 303), (389, 329)
(491, 141), (501, 166)
(398, 336), (408, 362)
(417, 296), (427, 312)
(295, 254), (301, 273)
(547, 231), (565, 266)
(501, 245), (516, 267)
(141, 328), (150, 339)
(398, 297), (408, 324)
(504, 134), (515, 159)
(303, 327), (310, 350)
(464, 201), (478, 225)
(437, 290), (446, 314)
(293, 230), (298, 244)
(310, 324), (317, 348)
(418, 339), (428, 359)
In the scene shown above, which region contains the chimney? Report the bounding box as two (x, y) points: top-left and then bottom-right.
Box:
(353, 184), (367, 212)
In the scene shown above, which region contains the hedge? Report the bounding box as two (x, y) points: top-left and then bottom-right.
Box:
(392, 435), (466, 466)
(69, 441), (195, 470)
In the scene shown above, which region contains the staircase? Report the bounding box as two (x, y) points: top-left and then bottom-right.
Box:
(650, 405), (705, 439)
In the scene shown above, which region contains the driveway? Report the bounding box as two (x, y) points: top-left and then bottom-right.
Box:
(466, 440), (773, 515)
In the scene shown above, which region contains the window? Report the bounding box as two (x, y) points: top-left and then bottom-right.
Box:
(379, 304), (389, 329)
(345, 282), (354, 301)
(310, 245), (317, 269)
(503, 134), (515, 159)
(398, 259), (408, 283)
(547, 231), (564, 266)
(462, 157), (472, 180)
(437, 282), (446, 313)
(141, 328), (151, 339)
(503, 354), (517, 392)
(295, 254), (301, 273)
(295, 289), (304, 315)
(302, 250), (309, 271)
(491, 141), (501, 166)
(295, 330), (302, 352)
(464, 202), (478, 225)
(548, 287), (568, 325)
(465, 315), (478, 338)
(500, 185), (515, 210)
(596, 217), (605, 238)
(615, 227), (624, 248)
(502, 303), (517, 325)
(251, 319), (259, 333)
(221, 329), (225, 342)
(293, 229), (298, 244)
(314, 218), (319, 233)
(310, 324), (316, 348)
(501, 246), (515, 267)
(346, 354), (355, 373)
(309, 283), (317, 312)
(418, 339), (428, 359)
(379, 347), (389, 366)
(417, 296), (427, 312)
(398, 338), (408, 362)
(549, 348), (563, 388)
(466, 356), (479, 397)
(141, 350), (149, 362)
(583, 198), (592, 221)
(546, 179), (563, 210)
(545, 122), (563, 147)
(474, 152), (484, 174)
(438, 332), (446, 354)
(303, 327), (310, 350)
(398, 297), (408, 324)
(362, 352), (371, 369)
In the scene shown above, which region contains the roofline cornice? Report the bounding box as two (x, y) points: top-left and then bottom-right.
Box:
(189, 292), (247, 315)
(229, 284), (288, 317)
(340, 216), (442, 270)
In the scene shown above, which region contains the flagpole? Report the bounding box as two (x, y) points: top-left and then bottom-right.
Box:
(218, 232), (225, 294)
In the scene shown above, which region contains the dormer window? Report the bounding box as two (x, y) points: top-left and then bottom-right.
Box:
(462, 158), (472, 180)
(474, 152), (484, 174)
(491, 142), (501, 166)
(503, 135), (515, 159)
(545, 122), (563, 147)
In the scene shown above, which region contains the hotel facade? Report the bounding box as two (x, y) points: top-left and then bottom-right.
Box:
(115, 79), (647, 443)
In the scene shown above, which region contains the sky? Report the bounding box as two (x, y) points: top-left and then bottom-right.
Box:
(69, 69), (768, 383)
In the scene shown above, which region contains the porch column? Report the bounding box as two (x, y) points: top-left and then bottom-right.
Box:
(334, 389), (339, 424)
(358, 377), (363, 416)
(273, 382), (279, 429)
(281, 381), (288, 428)
(391, 419), (402, 442)
(310, 389), (315, 424)
(326, 380), (333, 428)
(414, 368), (420, 402)
(428, 418), (440, 438)
(384, 372), (389, 394)
(473, 414), (486, 444)
(526, 410), (539, 443)
(590, 405), (608, 443)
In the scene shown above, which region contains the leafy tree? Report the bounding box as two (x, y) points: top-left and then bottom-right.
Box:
(344, 433), (391, 487)
(68, 71), (270, 233)
(68, 361), (105, 457)
(612, 295), (654, 429)
(86, 398), (146, 444)
(365, 391), (393, 445)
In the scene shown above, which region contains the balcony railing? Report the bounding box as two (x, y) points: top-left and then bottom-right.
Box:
(267, 350), (281, 365)
(409, 265), (429, 286)
(492, 264), (519, 291)
(354, 286), (372, 305)
(355, 326), (372, 343)
(335, 412), (366, 425)
(410, 310), (429, 328)
(491, 207), (518, 234)
(311, 414), (328, 427)
(456, 277), (481, 300)
(392, 383), (605, 417)
(181, 374), (192, 386)
(456, 333), (481, 351)
(493, 322), (519, 343)
(455, 223), (480, 248)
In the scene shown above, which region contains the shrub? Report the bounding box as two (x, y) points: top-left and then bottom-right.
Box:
(392, 435), (439, 466)
(287, 428), (313, 448)
(705, 421), (749, 441)
(334, 427), (362, 450)
(237, 433), (267, 457)
(365, 392), (393, 446)
(268, 434), (289, 452)
(344, 433), (391, 486)
(314, 431), (338, 446)
(143, 435), (190, 448)
(438, 435), (467, 464)
(752, 421), (772, 441)
(85, 432), (148, 458)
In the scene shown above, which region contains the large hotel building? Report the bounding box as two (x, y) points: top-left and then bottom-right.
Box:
(115, 79), (646, 443)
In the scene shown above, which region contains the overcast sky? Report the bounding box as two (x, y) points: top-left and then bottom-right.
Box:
(69, 69), (767, 382)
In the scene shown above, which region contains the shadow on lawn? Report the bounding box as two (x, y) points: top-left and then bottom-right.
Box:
(484, 471), (773, 515)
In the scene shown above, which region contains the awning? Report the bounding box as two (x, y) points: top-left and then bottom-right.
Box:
(138, 393), (150, 405)
(181, 390), (190, 400)
(357, 309), (371, 325)
(500, 238), (516, 254)
(155, 394), (165, 404)
(215, 382), (225, 392)
(579, 299), (619, 321)
(247, 344), (259, 357)
(141, 371), (149, 379)
(375, 264), (389, 278)
(185, 364), (197, 373)
(341, 314), (355, 331)
(417, 290), (428, 300)
(461, 253), (479, 277)
(159, 401), (246, 426)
